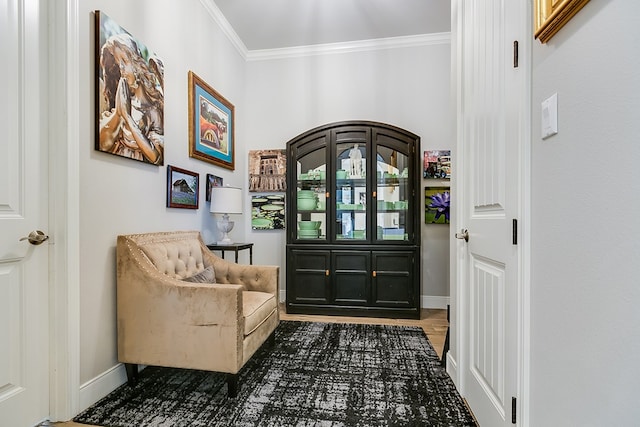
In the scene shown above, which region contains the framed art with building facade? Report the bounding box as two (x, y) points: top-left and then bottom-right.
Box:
(167, 165), (199, 209)
(95, 10), (165, 165)
(188, 71), (235, 170)
(248, 149), (286, 192)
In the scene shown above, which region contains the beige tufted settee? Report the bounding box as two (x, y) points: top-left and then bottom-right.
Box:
(116, 230), (279, 397)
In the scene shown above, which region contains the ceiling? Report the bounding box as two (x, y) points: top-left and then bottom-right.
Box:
(213, 0), (451, 51)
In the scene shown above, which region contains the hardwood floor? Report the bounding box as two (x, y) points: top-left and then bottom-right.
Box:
(55, 307), (449, 427)
(280, 306), (449, 359)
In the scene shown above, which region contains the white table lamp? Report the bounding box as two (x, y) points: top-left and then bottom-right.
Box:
(209, 186), (243, 245)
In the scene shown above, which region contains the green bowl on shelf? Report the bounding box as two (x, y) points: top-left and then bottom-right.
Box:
(298, 229), (320, 238)
(297, 197), (317, 211)
(299, 220), (321, 230)
(297, 190), (316, 198)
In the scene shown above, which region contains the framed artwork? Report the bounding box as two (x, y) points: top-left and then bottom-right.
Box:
(425, 186), (450, 224)
(188, 71), (235, 170)
(251, 195), (285, 230)
(167, 165), (199, 209)
(534, 0), (590, 43)
(248, 149), (287, 192)
(205, 174), (223, 202)
(423, 150), (451, 179)
(94, 11), (164, 165)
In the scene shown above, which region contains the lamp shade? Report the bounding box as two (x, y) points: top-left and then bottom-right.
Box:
(210, 186), (243, 214)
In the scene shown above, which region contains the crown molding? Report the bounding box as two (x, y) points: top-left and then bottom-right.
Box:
(200, 0), (450, 62)
(246, 32), (451, 61)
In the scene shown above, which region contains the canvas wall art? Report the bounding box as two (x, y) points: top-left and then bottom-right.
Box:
(248, 149), (286, 192)
(425, 186), (450, 224)
(251, 195), (285, 230)
(95, 11), (164, 165)
(423, 150), (451, 179)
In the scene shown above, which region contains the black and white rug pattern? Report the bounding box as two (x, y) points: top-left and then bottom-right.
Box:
(74, 321), (476, 426)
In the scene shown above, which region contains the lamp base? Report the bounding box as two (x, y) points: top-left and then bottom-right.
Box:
(216, 216), (235, 245)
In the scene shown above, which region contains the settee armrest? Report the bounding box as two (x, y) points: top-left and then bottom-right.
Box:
(203, 249), (279, 295)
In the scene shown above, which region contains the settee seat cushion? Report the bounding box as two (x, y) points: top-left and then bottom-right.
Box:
(243, 291), (277, 336)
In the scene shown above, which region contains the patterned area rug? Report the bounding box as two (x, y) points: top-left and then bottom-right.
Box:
(74, 321), (476, 426)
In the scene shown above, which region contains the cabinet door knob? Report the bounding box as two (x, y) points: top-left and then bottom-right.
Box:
(325, 270), (330, 276)
(372, 271), (377, 277)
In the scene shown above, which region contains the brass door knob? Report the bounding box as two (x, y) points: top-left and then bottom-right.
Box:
(19, 230), (49, 245)
(455, 229), (469, 242)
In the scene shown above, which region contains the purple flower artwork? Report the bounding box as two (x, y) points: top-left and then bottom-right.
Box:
(425, 187), (450, 224)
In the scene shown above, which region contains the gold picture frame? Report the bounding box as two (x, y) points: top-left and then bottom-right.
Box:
(534, 0), (590, 43)
(188, 71), (235, 170)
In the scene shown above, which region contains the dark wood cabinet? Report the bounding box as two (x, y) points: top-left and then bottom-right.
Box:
(286, 121), (420, 319)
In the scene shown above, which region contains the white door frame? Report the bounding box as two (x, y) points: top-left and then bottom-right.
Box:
(449, 0), (531, 425)
(47, 0), (81, 421)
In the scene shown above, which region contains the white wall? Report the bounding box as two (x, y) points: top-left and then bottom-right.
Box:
(244, 42), (453, 303)
(530, 1), (640, 424)
(77, 0), (247, 386)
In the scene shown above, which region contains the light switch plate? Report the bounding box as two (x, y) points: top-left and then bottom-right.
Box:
(541, 93), (558, 140)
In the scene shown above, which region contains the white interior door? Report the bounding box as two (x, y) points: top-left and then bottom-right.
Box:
(456, 0), (527, 425)
(0, 0), (50, 425)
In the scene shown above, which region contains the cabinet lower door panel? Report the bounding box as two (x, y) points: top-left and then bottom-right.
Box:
(288, 250), (330, 304)
(333, 251), (370, 305)
(372, 252), (414, 307)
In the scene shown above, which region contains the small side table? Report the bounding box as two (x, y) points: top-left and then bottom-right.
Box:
(207, 243), (254, 264)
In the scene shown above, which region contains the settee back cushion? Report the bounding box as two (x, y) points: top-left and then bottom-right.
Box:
(139, 238), (207, 280)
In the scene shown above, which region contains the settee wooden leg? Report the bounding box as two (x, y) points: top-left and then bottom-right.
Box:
(226, 373), (239, 398)
(267, 330), (276, 347)
(124, 363), (138, 386)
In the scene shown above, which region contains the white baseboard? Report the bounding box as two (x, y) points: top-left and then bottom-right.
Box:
(421, 295), (450, 309)
(446, 352), (459, 389)
(78, 363), (127, 412)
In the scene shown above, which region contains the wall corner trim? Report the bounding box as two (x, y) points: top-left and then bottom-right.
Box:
(199, 0), (249, 59)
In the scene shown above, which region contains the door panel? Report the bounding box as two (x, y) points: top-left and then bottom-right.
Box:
(457, 0), (525, 425)
(470, 256), (506, 415)
(0, 0), (49, 424)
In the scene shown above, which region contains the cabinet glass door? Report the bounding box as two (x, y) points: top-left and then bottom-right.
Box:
(295, 146), (327, 241)
(335, 142), (368, 241)
(375, 145), (410, 242)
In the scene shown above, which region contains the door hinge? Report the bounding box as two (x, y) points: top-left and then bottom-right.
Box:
(511, 396), (517, 424)
(512, 219), (518, 245)
(513, 40), (519, 68)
